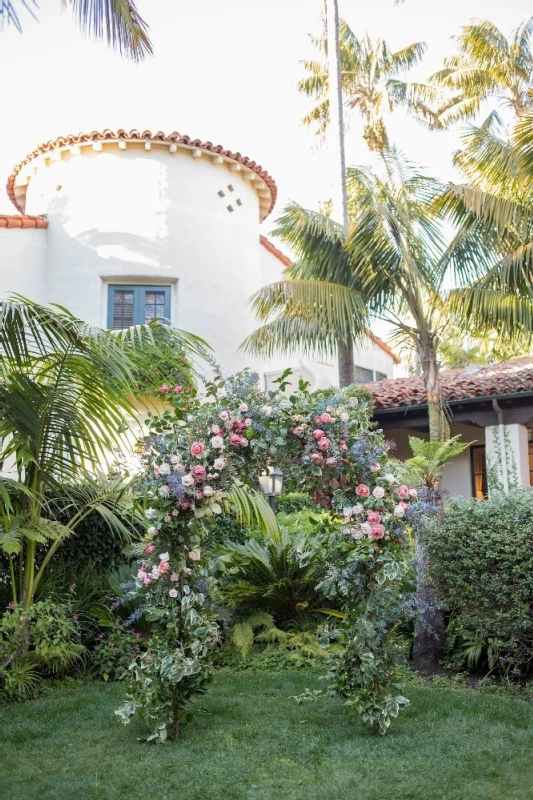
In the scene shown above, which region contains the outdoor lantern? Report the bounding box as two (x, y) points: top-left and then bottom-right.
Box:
(258, 466), (284, 511)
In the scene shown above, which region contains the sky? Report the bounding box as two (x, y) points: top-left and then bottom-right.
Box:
(1, 0), (531, 239)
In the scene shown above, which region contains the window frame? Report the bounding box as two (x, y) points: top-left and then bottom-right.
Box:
(107, 284), (171, 329)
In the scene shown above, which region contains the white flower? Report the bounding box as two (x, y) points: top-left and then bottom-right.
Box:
(360, 522), (372, 536)
(188, 548), (202, 561)
(159, 552), (170, 562)
(219, 410), (229, 421)
(340, 412), (349, 422)
(202, 485), (214, 497)
(213, 456), (226, 470)
(158, 463), (171, 476)
(158, 485), (170, 497)
(216, 387), (227, 400)
(224, 420), (233, 431)
(145, 508), (158, 520)
(408, 488), (418, 499)
(239, 403), (248, 413)
(343, 506), (353, 519)
(147, 490), (154, 499)
(174, 463), (185, 473)
(181, 474), (195, 488)
(146, 526), (158, 537)
(261, 405), (273, 418)
(211, 424), (221, 435)
(210, 435), (224, 449)
(170, 455), (179, 464)
(170, 572), (179, 582)
(352, 528), (364, 540)
(372, 486), (385, 499)
(150, 565), (160, 580)
(137, 568), (146, 580)
(394, 504), (406, 517)
(384, 473), (396, 485)
(169, 588), (178, 598)
(352, 504), (364, 516)
(245, 418), (253, 428)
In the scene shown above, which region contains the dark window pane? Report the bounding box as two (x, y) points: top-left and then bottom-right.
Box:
(375, 371), (387, 381)
(144, 291), (166, 322)
(471, 445), (487, 499)
(112, 291), (134, 329)
(354, 366), (374, 383)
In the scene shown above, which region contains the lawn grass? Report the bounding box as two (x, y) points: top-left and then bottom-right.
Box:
(1, 670), (533, 800)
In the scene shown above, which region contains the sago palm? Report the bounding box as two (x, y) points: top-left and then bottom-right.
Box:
(430, 16), (533, 126)
(1, 0), (152, 61)
(243, 151), (528, 442)
(299, 18), (435, 151)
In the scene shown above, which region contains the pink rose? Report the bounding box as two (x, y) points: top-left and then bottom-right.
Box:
(394, 504), (406, 517)
(317, 437), (330, 451)
(192, 465), (206, 483)
(356, 484), (370, 497)
(229, 433), (242, 447)
(190, 441), (205, 457)
(159, 561), (170, 574)
(367, 511), (382, 524)
(340, 412), (349, 422)
(313, 429), (324, 440)
(339, 440), (348, 452)
(320, 413), (333, 424)
(310, 453), (323, 465)
(142, 575), (153, 587)
(170, 572), (179, 582)
(175, 385), (183, 393)
(370, 523), (385, 540)
(370, 463), (381, 473)
(397, 485), (409, 499)
(159, 385), (169, 394)
(325, 457), (337, 466)
(144, 542), (155, 555)
(188, 548), (202, 561)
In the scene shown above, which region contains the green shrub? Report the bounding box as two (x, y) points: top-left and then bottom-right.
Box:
(276, 492), (313, 514)
(426, 489), (533, 675)
(91, 617), (144, 682)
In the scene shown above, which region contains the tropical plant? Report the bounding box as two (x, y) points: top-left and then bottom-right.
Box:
(401, 435), (470, 489)
(0, 297), (202, 609)
(299, 18), (433, 151)
(430, 17), (533, 127)
(244, 152), (517, 440)
(1, 0), (152, 61)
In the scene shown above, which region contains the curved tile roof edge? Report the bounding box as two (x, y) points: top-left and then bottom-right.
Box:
(0, 214), (48, 229)
(7, 128), (277, 219)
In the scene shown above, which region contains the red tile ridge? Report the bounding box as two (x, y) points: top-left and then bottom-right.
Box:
(0, 214), (48, 229)
(259, 235), (292, 267)
(7, 128), (277, 219)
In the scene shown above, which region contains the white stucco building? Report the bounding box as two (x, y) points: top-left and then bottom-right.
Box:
(0, 127), (397, 388)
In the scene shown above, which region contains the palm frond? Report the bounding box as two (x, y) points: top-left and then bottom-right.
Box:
(63, 0), (152, 62)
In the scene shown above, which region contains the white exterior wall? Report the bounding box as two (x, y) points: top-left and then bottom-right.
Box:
(486, 423), (531, 491)
(23, 144), (267, 375)
(0, 227), (47, 302)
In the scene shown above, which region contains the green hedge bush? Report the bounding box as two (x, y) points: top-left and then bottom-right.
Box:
(276, 492), (313, 514)
(426, 489), (533, 675)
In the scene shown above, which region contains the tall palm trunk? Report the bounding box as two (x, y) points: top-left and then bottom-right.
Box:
(413, 334), (446, 672)
(326, 0), (354, 387)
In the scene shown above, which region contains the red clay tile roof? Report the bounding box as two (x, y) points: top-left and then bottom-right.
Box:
(7, 128), (277, 219)
(259, 235), (292, 267)
(368, 357), (533, 410)
(0, 214), (48, 229)
(259, 234), (400, 364)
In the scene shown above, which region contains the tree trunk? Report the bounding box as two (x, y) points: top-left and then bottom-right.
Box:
(412, 336), (446, 673)
(326, 0), (349, 233)
(338, 338), (355, 388)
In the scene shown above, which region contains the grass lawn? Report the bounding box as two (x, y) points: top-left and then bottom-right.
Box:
(1, 670), (533, 800)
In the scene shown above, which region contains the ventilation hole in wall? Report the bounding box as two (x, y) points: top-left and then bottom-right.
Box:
(218, 190), (225, 197)
(236, 198), (242, 206)
(227, 184), (234, 192)
(227, 205), (234, 213)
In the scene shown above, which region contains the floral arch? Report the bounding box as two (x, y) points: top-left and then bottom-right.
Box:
(116, 370), (417, 742)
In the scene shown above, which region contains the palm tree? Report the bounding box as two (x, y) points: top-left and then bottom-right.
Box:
(299, 17), (434, 152)
(0, 297), (203, 608)
(243, 151), (526, 441)
(430, 17), (533, 127)
(1, 0), (152, 61)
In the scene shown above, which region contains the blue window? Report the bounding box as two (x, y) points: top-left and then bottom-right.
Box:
(107, 285), (171, 329)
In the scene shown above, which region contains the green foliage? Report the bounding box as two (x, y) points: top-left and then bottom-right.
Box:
(91, 618), (144, 682)
(401, 435), (471, 488)
(0, 600), (84, 700)
(426, 489), (533, 675)
(276, 492), (313, 514)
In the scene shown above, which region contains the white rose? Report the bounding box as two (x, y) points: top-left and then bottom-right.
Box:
(213, 457), (226, 470)
(261, 405), (273, 418)
(340, 412), (349, 422)
(145, 508), (158, 520)
(216, 388), (227, 400)
(158, 485), (170, 497)
(372, 486), (385, 499)
(394, 505), (405, 517)
(181, 474), (195, 487)
(408, 488), (418, 499)
(211, 424), (221, 435)
(202, 485), (214, 497)
(174, 463), (185, 473)
(239, 403), (248, 413)
(147, 526), (158, 537)
(352, 504), (364, 516)
(150, 566), (160, 579)
(219, 411), (229, 421)
(343, 507), (353, 518)
(224, 420), (233, 431)
(385, 473), (396, 485)
(137, 568), (146, 580)
(169, 588), (178, 598)
(158, 463), (171, 476)
(360, 522), (372, 536)
(352, 528), (364, 540)
(170, 455), (179, 464)
(245, 418), (253, 428)
(159, 552), (170, 562)
(211, 435), (224, 449)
